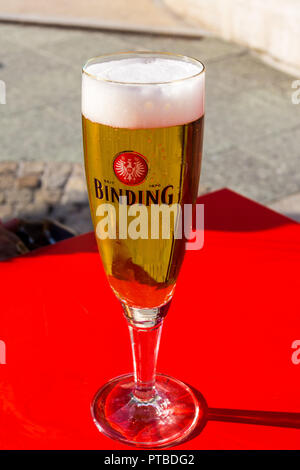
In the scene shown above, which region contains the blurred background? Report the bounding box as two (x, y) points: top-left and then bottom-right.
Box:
(0, 0), (299, 243)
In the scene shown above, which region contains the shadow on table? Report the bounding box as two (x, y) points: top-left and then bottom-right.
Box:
(179, 384), (300, 446)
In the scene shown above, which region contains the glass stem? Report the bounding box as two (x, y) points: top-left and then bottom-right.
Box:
(128, 322), (163, 401)
(121, 301), (171, 402)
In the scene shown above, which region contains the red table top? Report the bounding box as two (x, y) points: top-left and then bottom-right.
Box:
(0, 188), (300, 450)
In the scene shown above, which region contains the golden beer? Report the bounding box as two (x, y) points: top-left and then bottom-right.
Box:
(82, 52), (205, 308)
(82, 116), (204, 308)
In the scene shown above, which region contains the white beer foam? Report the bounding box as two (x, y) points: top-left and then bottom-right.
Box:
(82, 57), (204, 128)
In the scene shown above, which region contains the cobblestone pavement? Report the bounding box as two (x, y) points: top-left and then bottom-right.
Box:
(0, 23), (299, 233)
(0, 161), (93, 233)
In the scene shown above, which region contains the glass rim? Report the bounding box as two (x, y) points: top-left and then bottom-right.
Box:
(82, 51), (205, 86)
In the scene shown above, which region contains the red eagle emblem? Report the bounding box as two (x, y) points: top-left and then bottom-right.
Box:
(113, 151), (148, 185)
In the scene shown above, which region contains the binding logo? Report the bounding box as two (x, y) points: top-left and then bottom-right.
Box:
(113, 151), (148, 185)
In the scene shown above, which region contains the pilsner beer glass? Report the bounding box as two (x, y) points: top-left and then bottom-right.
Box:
(82, 52), (205, 447)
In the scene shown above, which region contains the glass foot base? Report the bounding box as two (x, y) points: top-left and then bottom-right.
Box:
(91, 373), (204, 448)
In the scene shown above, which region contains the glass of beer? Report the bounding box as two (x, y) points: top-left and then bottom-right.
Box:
(82, 52), (205, 448)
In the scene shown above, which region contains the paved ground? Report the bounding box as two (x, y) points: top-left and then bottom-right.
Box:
(0, 0), (200, 34)
(0, 22), (299, 232)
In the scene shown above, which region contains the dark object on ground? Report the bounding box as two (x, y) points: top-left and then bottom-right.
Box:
(1, 218), (76, 260)
(0, 222), (28, 261)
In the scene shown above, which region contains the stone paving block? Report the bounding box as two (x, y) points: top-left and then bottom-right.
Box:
(35, 188), (62, 205)
(43, 162), (72, 189)
(72, 162), (85, 175)
(5, 187), (33, 204)
(0, 174), (16, 190)
(19, 161), (45, 175)
(62, 174), (88, 205)
(17, 174), (41, 189)
(0, 204), (13, 220)
(0, 162), (18, 174)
